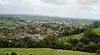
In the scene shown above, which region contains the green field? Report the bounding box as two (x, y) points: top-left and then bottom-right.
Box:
(0, 21), (17, 29)
(0, 48), (95, 55)
(59, 33), (84, 42)
(77, 22), (92, 25)
(92, 28), (100, 35)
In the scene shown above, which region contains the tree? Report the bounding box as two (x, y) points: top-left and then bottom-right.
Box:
(92, 21), (100, 28)
(80, 38), (89, 44)
(96, 49), (100, 55)
(84, 28), (100, 42)
(69, 39), (79, 46)
(84, 42), (97, 53)
(76, 42), (84, 51)
(97, 42), (100, 49)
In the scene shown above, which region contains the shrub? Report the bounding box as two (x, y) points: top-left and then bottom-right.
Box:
(5, 53), (9, 55)
(92, 21), (100, 28)
(84, 42), (97, 53)
(96, 49), (100, 54)
(97, 42), (100, 49)
(11, 52), (17, 55)
(76, 42), (84, 51)
(30, 54), (32, 55)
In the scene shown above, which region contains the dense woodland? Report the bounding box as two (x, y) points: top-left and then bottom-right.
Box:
(0, 17), (100, 55)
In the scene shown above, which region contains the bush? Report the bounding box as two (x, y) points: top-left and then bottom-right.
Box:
(97, 42), (100, 49)
(92, 21), (100, 28)
(11, 52), (17, 55)
(96, 49), (100, 55)
(30, 54), (32, 55)
(69, 39), (79, 45)
(96, 49), (100, 54)
(84, 28), (100, 42)
(5, 53), (9, 55)
(72, 47), (77, 51)
(80, 38), (89, 44)
(76, 42), (84, 51)
(84, 42), (97, 53)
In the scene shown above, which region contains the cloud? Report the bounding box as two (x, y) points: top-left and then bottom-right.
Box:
(78, 0), (100, 5)
(41, 0), (67, 5)
(0, 0), (100, 19)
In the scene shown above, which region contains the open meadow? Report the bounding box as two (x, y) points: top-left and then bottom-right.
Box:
(0, 48), (95, 55)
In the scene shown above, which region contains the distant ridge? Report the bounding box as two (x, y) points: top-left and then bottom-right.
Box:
(0, 14), (97, 22)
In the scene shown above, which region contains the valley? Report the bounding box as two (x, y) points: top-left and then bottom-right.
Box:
(0, 15), (100, 55)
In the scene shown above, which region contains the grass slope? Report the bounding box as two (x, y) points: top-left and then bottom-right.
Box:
(0, 48), (95, 55)
(92, 28), (100, 35)
(59, 33), (84, 42)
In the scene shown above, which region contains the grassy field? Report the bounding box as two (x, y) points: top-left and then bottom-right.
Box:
(0, 48), (95, 55)
(77, 22), (92, 25)
(59, 33), (84, 42)
(92, 28), (100, 35)
(0, 21), (17, 29)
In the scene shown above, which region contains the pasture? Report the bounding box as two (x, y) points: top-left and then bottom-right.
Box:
(0, 48), (95, 55)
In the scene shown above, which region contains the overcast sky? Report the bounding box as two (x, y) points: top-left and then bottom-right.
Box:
(0, 0), (100, 19)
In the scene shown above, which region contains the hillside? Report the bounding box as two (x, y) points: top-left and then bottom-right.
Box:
(0, 17), (25, 30)
(0, 16), (99, 54)
(92, 28), (100, 35)
(59, 33), (84, 42)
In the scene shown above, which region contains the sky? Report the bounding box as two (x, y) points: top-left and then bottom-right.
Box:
(0, 0), (100, 19)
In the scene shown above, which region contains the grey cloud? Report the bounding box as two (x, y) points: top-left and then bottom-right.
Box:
(41, 0), (100, 5)
(0, 0), (99, 19)
(78, 0), (100, 5)
(41, 0), (67, 5)
(0, 0), (34, 13)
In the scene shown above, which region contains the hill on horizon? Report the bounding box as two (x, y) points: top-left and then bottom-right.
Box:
(0, 14), (97, 22)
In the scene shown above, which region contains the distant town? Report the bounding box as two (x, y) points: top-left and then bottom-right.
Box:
(0, 16), (100, 55)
